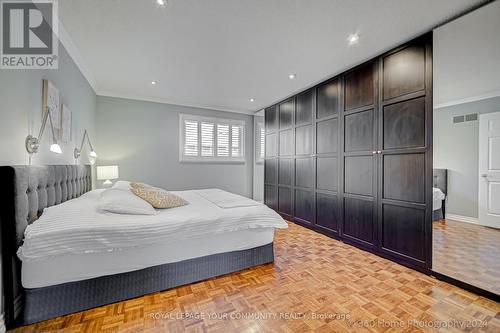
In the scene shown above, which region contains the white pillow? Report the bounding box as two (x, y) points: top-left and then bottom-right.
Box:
(112, 180), (131, 191)
(98, 188), (157, 215)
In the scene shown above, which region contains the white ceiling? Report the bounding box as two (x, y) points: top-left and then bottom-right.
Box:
(59, 0), (485, 114)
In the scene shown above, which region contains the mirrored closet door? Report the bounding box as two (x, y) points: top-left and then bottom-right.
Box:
(432, 0), (500, 297)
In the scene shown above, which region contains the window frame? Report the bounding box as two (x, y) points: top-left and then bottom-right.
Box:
(179, 114), (246, 163)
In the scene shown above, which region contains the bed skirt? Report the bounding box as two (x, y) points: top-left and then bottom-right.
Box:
(22, 243), (274, 325)
(433, 208), (444, 220)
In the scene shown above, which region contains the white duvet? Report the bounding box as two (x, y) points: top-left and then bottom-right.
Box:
(18, 189), (287, 262)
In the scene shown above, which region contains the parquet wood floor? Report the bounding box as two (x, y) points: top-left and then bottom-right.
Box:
(433, 219), (500, 295)
(11, 222), (500, 333)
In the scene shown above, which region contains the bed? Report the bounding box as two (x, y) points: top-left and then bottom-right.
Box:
(433, 168), (447, 220)
(0, 165), (286, 328)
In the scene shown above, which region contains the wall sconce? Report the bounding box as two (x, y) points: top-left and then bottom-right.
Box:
(74, 130), (97, 165)
(25, 109), (62, 155)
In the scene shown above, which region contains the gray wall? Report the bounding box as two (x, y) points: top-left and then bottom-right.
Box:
(433, 107), (479, 218)
(0, 46), (97, 166)
(0, 43), (97, 328)
(96, 96), (254, 197)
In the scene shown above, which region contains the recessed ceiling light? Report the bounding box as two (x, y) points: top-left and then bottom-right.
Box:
(347, 33), (359, 45)
(250, 98), (255, 102)
(151, 81), (157, 85)
(288, 74), (296, 80)
(157, 0), (166, 5)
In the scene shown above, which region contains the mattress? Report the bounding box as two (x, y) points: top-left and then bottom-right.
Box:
(433, 187), (445, 210)
(22, 227), (274, 288)
(18, 189), (287, 262)
(19, 188), (286, 288)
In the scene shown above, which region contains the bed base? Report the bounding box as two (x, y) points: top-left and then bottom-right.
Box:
(23, 243), (274, 325)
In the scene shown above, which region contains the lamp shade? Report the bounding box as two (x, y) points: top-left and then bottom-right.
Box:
(96, 165), (119, 181)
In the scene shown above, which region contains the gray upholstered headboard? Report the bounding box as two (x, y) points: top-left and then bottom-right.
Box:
(0, 165), (92, 327)
(433, 168), (448, 195)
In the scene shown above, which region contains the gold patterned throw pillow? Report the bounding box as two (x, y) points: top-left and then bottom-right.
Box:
(130, 182), (188, 209)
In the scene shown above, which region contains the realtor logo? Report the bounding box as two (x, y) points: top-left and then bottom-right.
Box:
(1, 0), (58, 69)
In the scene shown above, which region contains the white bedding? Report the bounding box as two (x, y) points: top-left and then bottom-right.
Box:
(433, 187), (445, 210)
(18, 189), (287, 263)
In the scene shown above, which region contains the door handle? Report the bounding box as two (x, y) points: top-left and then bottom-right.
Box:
(481, 174), (488, 178)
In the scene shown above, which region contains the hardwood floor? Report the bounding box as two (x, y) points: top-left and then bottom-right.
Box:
(11, 222), (500, 332)
(433, 219), (500, 296)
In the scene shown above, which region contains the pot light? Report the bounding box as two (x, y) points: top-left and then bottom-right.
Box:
(250, 98), (255, 102)
(347, 33), (359, 45)
(157, 0), (166, 5)
(288, 74), (296, 80)
(151, 81), (157, 85)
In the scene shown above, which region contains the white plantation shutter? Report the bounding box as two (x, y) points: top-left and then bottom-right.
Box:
(217, 124), (230, 157)
(231, 125), (242, 157)
(180, 114), (244, 162)
(201, 122), (214, 156)
(184, 120), (199, 156)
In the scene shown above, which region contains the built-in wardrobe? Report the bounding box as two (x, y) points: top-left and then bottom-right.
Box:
(264, 33), (432, 272)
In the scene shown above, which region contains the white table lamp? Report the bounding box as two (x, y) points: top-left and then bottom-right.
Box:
(97, 165), (119, 186)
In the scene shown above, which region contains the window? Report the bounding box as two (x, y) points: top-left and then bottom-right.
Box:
(255, 122), (265, 164)
(180, 114), (245, 162)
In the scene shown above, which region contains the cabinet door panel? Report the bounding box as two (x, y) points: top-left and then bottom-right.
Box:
(278, 158), (292, 186)
(280, 98), (294, 128)
(316, 193), (338, 232)
(344, 197), (374, 244)
(317, 157), (337, 192)
(317, 79), (339, 118)
(384, 97), (425, 149)
(295, 189), (314, 223)
(317, 118), (338, 154)
(383, 153), (425, 203)
(296, 89), (313, 125)
(264, 185), (277, 210)
(345, 156), (373, 196)
(278, 187), (292, 216)
(279, 130), (293, 156)
(345, 110), (374, 152)
(383, 44), (425, 100)
(296, 125), (312, 156)
(265, 106), (278, 133)
(345, 63), (374, 110)
(296, 157), (313, 189)
(264, 159), (277, 184)
(382, 204), (425, 261)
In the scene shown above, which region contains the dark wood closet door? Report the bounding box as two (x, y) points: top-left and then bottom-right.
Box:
(342, 62), (377, 248)
(294, 89), (315, 224)
(377, 36), (432, 270)
(315, 79), (340, 234)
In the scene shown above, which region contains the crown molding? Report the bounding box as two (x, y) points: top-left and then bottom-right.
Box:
(97, 90), (256, 115)
(434, 90), (500, 109)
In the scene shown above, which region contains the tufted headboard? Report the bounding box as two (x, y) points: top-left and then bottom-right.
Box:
(433, 168), (448, 195)
(0, 165), (92, 327)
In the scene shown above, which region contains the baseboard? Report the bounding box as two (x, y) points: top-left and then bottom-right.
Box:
(445, 214), (480, 225)
(0, 314), (6, 333)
